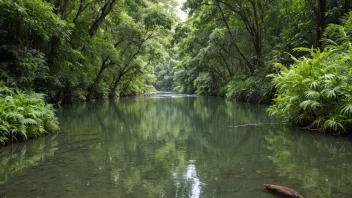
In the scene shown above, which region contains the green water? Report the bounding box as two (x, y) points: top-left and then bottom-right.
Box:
(1, 93), (352, 198)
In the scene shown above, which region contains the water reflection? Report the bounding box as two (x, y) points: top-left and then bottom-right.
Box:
(0, 134), (59, 184)
(0, 94), (351, 197)
(265, 128), (352, 198)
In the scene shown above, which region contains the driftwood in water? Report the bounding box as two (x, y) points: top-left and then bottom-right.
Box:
(229, 123), (279, 128)
(264, 184), (303, 198)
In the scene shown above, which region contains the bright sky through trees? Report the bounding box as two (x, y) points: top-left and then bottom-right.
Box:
(176, 0), (187, 21)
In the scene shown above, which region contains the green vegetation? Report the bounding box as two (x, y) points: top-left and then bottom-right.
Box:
(1, 0), (352, 141)
(269, 13), (352, 133)
(0, 87), (59, 144)
(0, 0), (179, 144)
(173, 0), (352, 102)
(172, 0), (352, 133)
(0, 0), (178, 103)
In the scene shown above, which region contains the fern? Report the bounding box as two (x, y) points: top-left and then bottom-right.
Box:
(22, 118), (38, 125)
(0, 87), (59, 144)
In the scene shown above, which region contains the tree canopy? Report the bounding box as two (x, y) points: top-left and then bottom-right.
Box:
(0, 0), (179, 104)
(172, 0), (352, 104)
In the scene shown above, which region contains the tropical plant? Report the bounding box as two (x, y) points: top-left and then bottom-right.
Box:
(268, 13), (352, 133)
(173, 0), (352, 105)
(0, 87), (59, 144)
(225, 71), (274, 103)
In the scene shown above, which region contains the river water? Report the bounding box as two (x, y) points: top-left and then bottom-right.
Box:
(0, 93), (352, 198)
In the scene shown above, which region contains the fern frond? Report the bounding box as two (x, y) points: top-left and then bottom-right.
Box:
(22, 118), (38, 125)
(341, 104), (352, 115)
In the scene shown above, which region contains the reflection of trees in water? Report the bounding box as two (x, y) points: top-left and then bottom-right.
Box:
(56, 96), (274, 197)
(0, 134), (59, 184)
(0, 96), (275, 197)
(3, 96), (352, 197)
(265, 128), (352, 198)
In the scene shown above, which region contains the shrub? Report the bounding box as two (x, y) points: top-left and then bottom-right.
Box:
(0, 87), (59, 144)
(225, 70), (274, 103)
(268, 45), (352, 133)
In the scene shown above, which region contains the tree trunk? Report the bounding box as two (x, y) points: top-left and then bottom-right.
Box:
(316, 0), (326, 46)
(47, 38), (60, 68)
(88, 0), (118, 37)
(87, 59), (113, 99)
(215, 0), (255, 74)
(254, 33), (261, 67)
(219, 53), (233, 77)
(73, 0), (87, 23)
(61, 0), (69, 18)
(109, 73), (123, 97)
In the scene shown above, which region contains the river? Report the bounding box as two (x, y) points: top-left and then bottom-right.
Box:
(0, 93), (352, 197)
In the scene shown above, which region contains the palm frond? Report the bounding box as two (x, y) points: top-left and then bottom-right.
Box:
(341, 104), (352, 115)
(300, 100), (321, 110)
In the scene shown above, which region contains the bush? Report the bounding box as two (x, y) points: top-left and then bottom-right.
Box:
(268, 45), (352, 133)
(225, 70), (274, 103)
(194, 73), (219, 96)
(0, 87), (59, 144)
(269, 13), (352, 133)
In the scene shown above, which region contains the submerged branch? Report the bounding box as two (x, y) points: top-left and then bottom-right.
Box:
(229, 123), (279, 128)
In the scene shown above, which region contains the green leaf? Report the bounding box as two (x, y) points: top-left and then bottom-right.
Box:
(299, 100), (321, 110)
(22, 118), (38, 125)
(341, 104), (352, 115)
(304, 90), (320, 99)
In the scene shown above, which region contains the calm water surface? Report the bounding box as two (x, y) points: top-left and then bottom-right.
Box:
(1, 93), (352, 198)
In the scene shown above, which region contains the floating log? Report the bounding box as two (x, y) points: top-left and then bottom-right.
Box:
(229, 123), (279, 128)
(264, 184), (303, 198)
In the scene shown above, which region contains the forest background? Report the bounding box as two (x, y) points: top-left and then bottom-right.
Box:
(1, 0), (352, 144)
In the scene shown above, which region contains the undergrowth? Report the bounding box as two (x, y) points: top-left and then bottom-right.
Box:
(0, 87), (59, 145)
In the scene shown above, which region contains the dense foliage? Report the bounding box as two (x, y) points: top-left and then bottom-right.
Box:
(171, 0), (352, 133)
(0, 0), (181, 144)
(0, 0), (178, 104)
(172, 0), (352, 104)
(0, 87), (59, 144)
(269, 14), (352, 133)
(2, 0), (352, 136)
